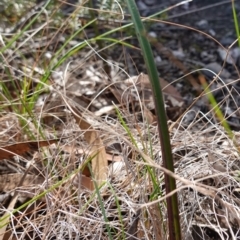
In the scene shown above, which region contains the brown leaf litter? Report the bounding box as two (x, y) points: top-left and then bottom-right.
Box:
(0, 139), (60, 161)
(0, 60), (240, 239)
(71, 106), (108, 186)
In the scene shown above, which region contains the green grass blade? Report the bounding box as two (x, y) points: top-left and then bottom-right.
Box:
(232, 0), (240, 47)
(199, 75), (233, 139)
(125, 1), (181, 239)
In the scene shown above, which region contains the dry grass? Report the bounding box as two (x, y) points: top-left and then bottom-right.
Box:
(1, 99), (240, 239)
(0, 1), (240, 239)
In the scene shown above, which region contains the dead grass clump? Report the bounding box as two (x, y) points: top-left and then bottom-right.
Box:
(1, 89), (240, 239)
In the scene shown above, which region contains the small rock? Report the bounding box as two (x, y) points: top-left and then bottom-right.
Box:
(44, 52), (52, 59)
(148, 31), (157, 38)
(217, 47), (240, 65)
(217, 48), (233, 64)
(208, 29), (216, 37)
(196, 19), (208, 29)
(143, 0), (156, 6)
(172, 49), (185, 58)
(220, 36), (235, 46)
(203, 62), (231, 79)
(136, 1), (147, 11)
(154, 55), (162, 64)
(200, 50), (216, 62)
(231, 47), (240, 61)
(201, 51), (208, 60)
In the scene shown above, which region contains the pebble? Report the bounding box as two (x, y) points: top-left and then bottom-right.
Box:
(44, 52), (52, 59)
(208, 29), (216, 37)
(217, 47), (240, 65)
(196, 19), (208, 29)
(217, 48), (233, 64)
(220, 36), (236, 46)
(231, 47), (240, 62)
(203, 62), (231, 79)
(136, 1), (147, 11)
(143, 0), (156, 6)
(172, 49), (185, 58)
(154, 55), (162, 64)
(200, 50), (216, 62)
(148, 31), (157, 38)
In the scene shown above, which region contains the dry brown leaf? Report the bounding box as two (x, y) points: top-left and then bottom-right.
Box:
(133, 74), (183, 102)
(62, 145), (123, 162)
(143, 108), (157, 125)
(148, 204), (164, 239)
(73, 174), (94, 191)
(71, 107), (108, 186)
(0, 139), (60, 160)
(114, 73), (184, 113)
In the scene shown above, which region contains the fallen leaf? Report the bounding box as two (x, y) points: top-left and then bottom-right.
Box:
(73, 174), (94, 191)
(112, 74), (184, 120)
(0, 139), (60, 160)
(62, 145), (123, 162)
(143, 108), (157, 125)
(71, 107), (108, 186)
(126, 73), (184, 103)
(148, 203), (164, 239)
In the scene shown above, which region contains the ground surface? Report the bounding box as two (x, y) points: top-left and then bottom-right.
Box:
(0, 1), (240, 239)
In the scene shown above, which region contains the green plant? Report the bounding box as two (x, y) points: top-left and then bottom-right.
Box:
(232, 0), (240, 47)
(0, 1), (185, 238)
(125, 1), (181, 239)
